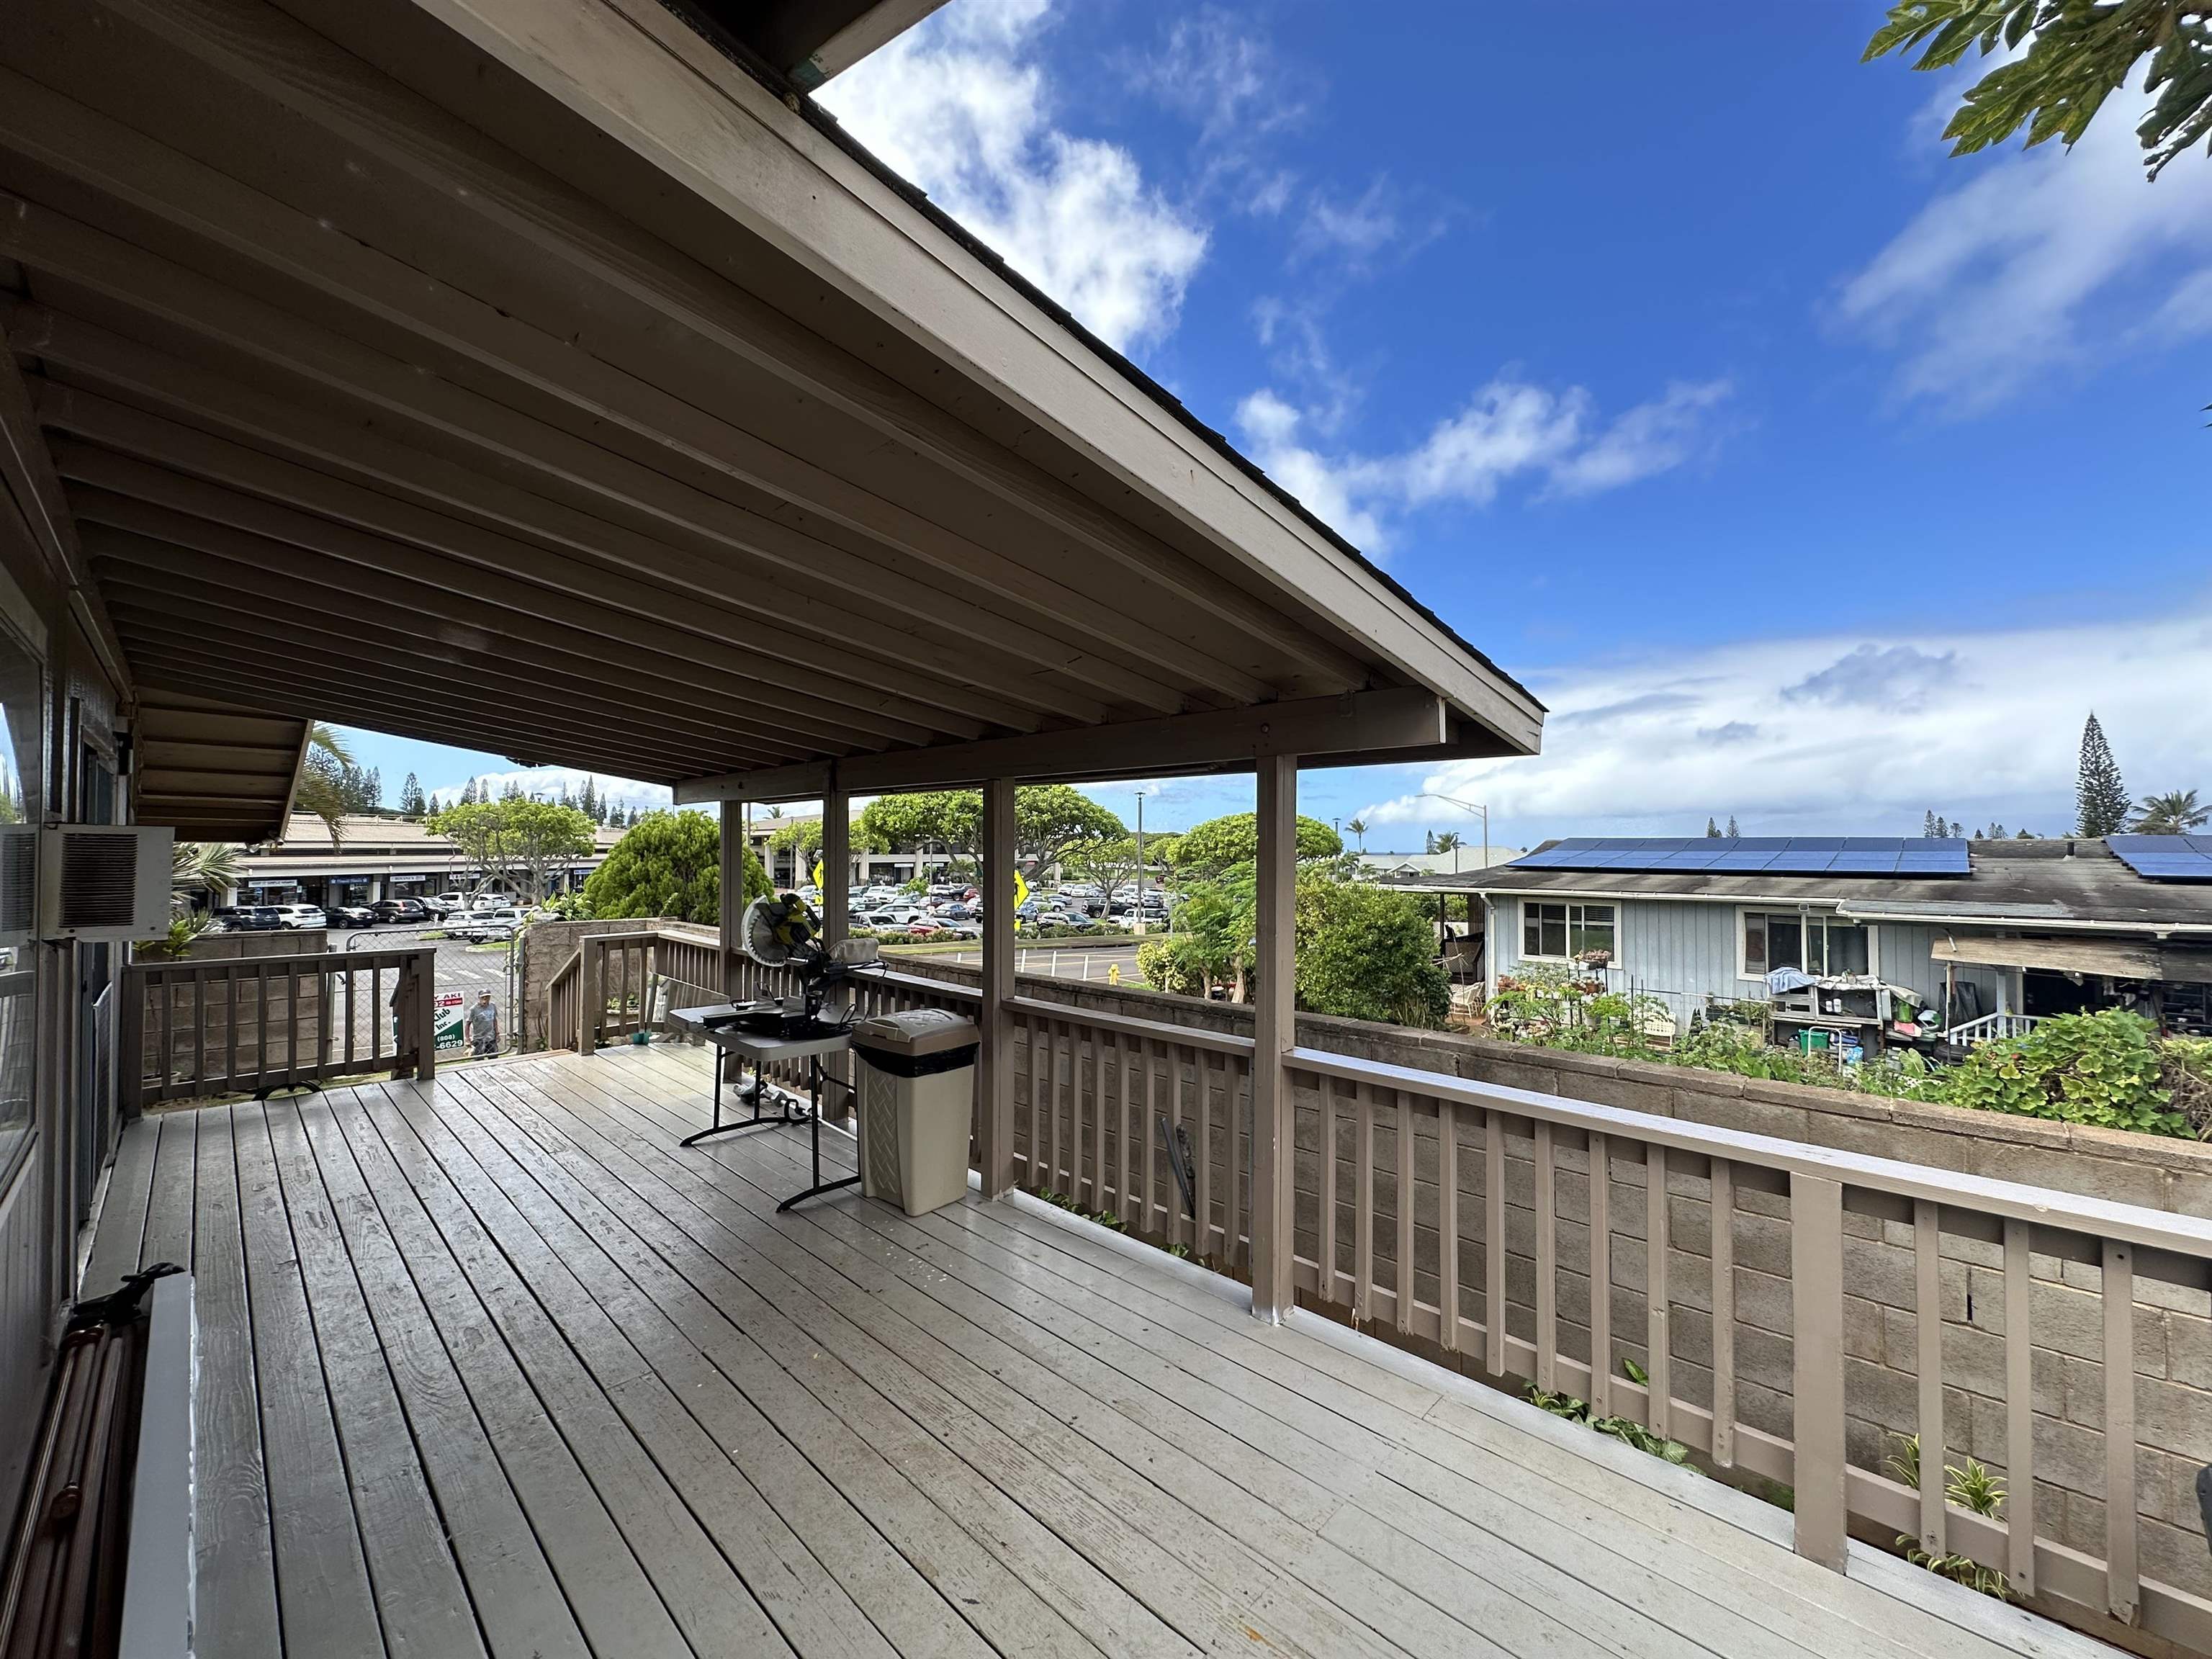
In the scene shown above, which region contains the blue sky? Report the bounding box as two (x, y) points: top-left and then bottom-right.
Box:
(338, 0), (2212, 852)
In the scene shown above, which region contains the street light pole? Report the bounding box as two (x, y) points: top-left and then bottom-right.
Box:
(1134, 791), (1146, 936)
(1419, 792), (1490, 873)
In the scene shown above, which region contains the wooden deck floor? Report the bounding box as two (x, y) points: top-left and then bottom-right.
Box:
(84, 1045), (2106, 1659)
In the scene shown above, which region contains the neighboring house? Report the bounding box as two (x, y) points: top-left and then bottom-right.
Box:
(212, 813), (627, 908)
(1387, 836), (2212, 1046)
(1352, 848), (1524, 879)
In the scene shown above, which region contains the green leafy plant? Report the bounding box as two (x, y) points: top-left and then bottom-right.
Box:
(1526, 1357), (1696, 1469)
(1939, 1009), (2183, 1136)
(1884, 1434), (2011, 1598)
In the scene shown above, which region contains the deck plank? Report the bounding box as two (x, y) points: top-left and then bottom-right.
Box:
(534, 1061), (1438, 1659)
(431, 1067), (1096, 1659)
(558, 1058), (1530, 1659)
(81, 1112), (156, 1295)
(233, 1102), (385, 1659)
(190, 1107), (283, 1658)
(435, 1067), (1161, 1659)
(343, 1083), (839, 1659)
(260, 1098), (489, 1659)
(138, 1110), (196, 1269)
(322, 1090), (711, 1659)
(289, 1097), (591, 1659)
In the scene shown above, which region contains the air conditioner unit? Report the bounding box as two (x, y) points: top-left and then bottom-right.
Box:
(40, 824), (175, 942)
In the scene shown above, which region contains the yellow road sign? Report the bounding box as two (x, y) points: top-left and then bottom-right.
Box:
(1013, 871), (1030, 911)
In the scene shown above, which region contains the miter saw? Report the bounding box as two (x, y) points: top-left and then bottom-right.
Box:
(730, 893), (881, 1037)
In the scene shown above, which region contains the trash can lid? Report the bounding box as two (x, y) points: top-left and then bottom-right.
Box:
(853, 1007), (981, 1057)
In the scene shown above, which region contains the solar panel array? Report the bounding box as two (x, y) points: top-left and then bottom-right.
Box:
(2107, 835), (2212, 883)
(1510, 837), (1972, 876)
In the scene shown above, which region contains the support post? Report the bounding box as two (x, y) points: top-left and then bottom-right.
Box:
(1250, 752), (1298, 1322)
(978, 777), (1017, 1197)
(1791, 1171), (1848, 1570)
(720, 801), (745, 998)
(821, 766), (850, 1120)
(578, 938), (598, 1054)
(413, 947), (436, 1081)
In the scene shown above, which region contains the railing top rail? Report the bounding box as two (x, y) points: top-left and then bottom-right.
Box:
(1290, 1046), (2212, 1260)
(583, 930), (666, 948)
(129, 945), (436, 980)
(1004, 992), (1254, 1056)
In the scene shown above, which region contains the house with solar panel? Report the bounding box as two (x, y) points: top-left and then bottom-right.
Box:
(1385, 834), (2212, 1052)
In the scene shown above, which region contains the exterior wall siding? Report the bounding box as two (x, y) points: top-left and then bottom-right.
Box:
(1497, 896), (2005, 1028)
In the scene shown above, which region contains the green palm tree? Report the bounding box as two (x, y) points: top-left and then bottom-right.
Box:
(290, 723), (354, 846)
(2131, 789), (2209, 835)
(1346, 817), (1367, 851)
(1432, 831), (1462, 854)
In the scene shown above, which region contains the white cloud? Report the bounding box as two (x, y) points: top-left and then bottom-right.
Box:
(1359, 608), (2212, 837)
(821, 1), (1206, 354)
(1127, 8), (1304, 143)
(1233, 375), (1731, 552)
(1836, 94), (2212, 413)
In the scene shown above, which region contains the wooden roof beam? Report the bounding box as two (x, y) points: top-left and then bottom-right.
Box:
(675, 687), (1478, 804)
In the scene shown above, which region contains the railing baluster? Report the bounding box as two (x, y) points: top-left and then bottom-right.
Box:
(158, 965), (174, 1096)
(1091, 1027), (1105, 1210)
(286, 964), (300, 1084)
(192, 975), (205, 1089)
(1535, 1119), (1557, 1390)
(1141, 1038), (1157, 1236)
(1915, 1197), (1943, 1555)
(2005, 1218), (2036, 1596)
(2105, 1238), (2137, 1624)
(1048, 1020), (1066, 1194)
(1712, 1158), (1735, 1469)
(1028, 1017), (1046, 1190)
(1438, 1101), (1459, 1351)
(1647, 1143), (1670, 1437)
(1484, 1108), (1505, 1375)
(1119, 1036), (1137, 1226)
(1791, 1171), (1848, 1570)
(372, 965), (383, 1064)
(225, 966), (238, 1087)
(1195, 1046), (1213, 1262)
(1395, 1089), (1414, 1333)
(1354, 1082), (1374, 1325)
(1318, 1074), (1339, 1306)
(1589, 1132), (1611, 1416)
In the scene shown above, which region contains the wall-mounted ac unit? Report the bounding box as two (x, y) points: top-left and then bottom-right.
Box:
(40, 824), (175, 942)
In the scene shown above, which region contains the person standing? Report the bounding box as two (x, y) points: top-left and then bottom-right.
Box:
(468, 990), (501, 1058)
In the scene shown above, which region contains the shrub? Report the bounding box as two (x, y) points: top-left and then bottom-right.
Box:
(1938, 1009), (2182, 1136)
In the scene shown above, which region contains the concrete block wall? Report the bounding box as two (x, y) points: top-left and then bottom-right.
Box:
(896, 956), (2212, 1602)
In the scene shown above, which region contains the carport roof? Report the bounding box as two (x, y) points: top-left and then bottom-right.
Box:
(0, 0), (1543, 819)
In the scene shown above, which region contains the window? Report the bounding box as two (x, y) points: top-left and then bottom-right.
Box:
(1521, 900), (1615, 961)
(1743, 910), (1871, 978)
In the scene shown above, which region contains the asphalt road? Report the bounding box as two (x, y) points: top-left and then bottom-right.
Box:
(917, 940), (1146, 984)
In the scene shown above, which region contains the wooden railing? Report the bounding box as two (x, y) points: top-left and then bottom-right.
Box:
(121, 946), (436, 1107)
(1944, 1010), (2041, 1046)
(1282, 1046), (2212, 1650)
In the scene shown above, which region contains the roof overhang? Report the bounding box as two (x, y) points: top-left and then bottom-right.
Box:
(673, 0), (950, 89)
(0, 0), (1540, 806)
(131, 690), (309, 842)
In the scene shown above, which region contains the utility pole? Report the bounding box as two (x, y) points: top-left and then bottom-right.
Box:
(1134, 791), (1146, 936)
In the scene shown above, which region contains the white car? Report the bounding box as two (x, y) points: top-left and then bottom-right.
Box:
(449, 906), (528, 941)
(428, 891), (467, 916)
(270, 903), (327, 930)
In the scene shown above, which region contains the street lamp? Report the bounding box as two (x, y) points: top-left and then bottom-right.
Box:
(1419, 792), (1489, 874)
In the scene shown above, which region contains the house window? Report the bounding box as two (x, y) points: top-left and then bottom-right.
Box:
(1522, 901), (1615, 961)
(1743, 910), (1871, 978)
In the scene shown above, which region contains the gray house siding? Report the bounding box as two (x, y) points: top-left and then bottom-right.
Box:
(1494, 897), (2003, 1025)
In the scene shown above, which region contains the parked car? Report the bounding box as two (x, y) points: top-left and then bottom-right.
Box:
(371, 897), (434, 925)
(428, 891), (468, 915)
(449, 907), (527, 942)
(271, 903), (327, 930)
(323, 904), (374, 929)
(928, 919), (981, 940)
(211, 906), (276, 932)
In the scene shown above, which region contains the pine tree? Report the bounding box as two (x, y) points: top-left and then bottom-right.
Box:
(399, 772), (425, 816)
(362, 766), (382, 811)
(2076, 713), (2129, 837)
(1704, 817), (1720, 837)
(1923, 809), (1938, 838)
(1725, 816), (1740, 837)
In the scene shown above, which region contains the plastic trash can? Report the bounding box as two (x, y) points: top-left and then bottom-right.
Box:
(853, 1008), (981, 1216)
